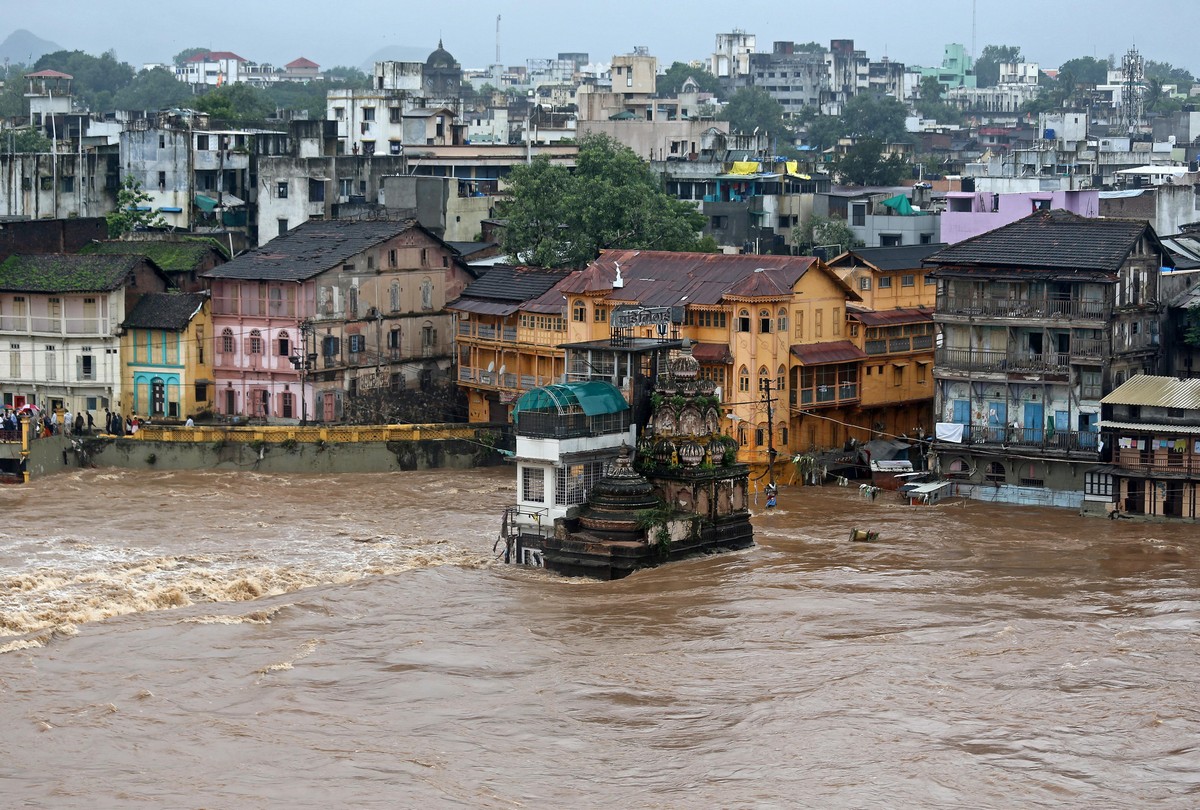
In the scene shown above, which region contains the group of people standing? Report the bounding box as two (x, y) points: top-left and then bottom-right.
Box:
(102, 410), (144, 436)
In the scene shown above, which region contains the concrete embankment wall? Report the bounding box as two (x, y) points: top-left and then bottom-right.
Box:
(63, 424), (511, 476)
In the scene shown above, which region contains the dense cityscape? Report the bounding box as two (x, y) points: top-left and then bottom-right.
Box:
(1, 22), (1200, 518)
(3, 12), (1200, 808)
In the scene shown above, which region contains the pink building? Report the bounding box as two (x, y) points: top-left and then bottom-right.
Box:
(941, 189), (1100, 244)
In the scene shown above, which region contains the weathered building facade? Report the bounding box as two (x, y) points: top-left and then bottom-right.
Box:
(928, 210), (1171, 507)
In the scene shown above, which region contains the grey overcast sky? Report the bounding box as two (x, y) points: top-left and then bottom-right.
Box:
(4, 0), (1195, 76)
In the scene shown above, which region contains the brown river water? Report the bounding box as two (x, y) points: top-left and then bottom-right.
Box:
(1, 468), (1198, 808)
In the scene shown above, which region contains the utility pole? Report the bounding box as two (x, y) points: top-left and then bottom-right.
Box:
(760, 378), (778, 507)
(291, 319), (316, 425)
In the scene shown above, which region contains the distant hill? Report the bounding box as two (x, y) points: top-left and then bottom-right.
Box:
(0, 29), (62, 66)
(358, 44), (435, 72)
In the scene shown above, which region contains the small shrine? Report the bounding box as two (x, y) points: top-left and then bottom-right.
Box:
(541, 342), (754, 578)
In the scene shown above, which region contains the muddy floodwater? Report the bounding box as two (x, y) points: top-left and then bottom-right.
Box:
(1, 468), (1198, 808)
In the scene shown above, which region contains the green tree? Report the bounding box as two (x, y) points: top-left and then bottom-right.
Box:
(790, 214), (863, 256)
(33, 49), (135, 111)
(194, 82), (273, 123)
(835, 137), (909, 186)
(172, 47), (210, 66)
(2, 127), (53, 153)
(913, 75), (962, 123)
(498, 132), (708, 268)
(1057, 56), (1110, 86)
(112, 67), (193, 111)
(1145, 60), (1194, 95)
(719, 87), (791, 143)
(106, 176), (167, 238)
(0, 62), (31, 117)
(974, 45), (1022, 88)
(840, 93), (909, 143)
(322, 66), (370, 87)
(658, 61), (722, 96)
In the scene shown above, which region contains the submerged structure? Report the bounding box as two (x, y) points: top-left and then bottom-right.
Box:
(501, 341), (754, 579)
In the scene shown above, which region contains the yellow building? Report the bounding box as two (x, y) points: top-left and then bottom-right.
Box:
(119, 292), (213, 421)
(450, 266), (574, 423)
(452, 248), (944, 464)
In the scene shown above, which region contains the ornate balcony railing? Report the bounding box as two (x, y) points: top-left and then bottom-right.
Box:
(938, 296), (1110, 320)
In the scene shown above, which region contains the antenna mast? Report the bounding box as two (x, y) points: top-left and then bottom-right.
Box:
(496, 15), (501, 65)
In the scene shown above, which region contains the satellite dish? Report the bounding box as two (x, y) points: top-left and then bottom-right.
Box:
(487, 361), (495, 372)
(498, 364), (507, 375)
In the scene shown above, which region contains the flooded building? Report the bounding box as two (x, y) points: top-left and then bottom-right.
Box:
(928, 209), (1173, 507)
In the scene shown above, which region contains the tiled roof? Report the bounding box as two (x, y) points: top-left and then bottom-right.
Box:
(831, 244), (947, 271)
(692, 342), (733, 364)
(556, 250), (829, 307)
(82, 239), (228, 273)
(848, 306), (933, 326)
(454, 265), (571, 303)
(924, 209), (1156, 273)
(203, 220), (423, 281)
(0, 254), (145, 293)
(286, 57), (319, 69)
(122, 292), (208, 330)
(1100, 375), (1200, 409)
(790, 340), (867, 365)
(186, 51), (246, 62)
(25, 69), (73, 79)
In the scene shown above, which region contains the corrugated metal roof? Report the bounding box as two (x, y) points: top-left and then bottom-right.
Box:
(849, 306), (933, 326)
(1099, 421), (1200, 435)
(555, 250), (844, 308)
(790, 340), (867, 365)
(1100, 375), (1200, 409)
(925, 209), (1159, 274)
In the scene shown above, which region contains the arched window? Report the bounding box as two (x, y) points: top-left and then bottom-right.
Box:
(776, 364), (786, 392)
(248, 329), (263, 355)
(947, 459), (969, 479)
(737, 309), (751, 333)
(277, 331), (290, 357)
(221, 328), (235, 354)
(777, 307), (788, 333)
(985, 462), (1006, 483)
(738, 365), (750, 392)
(759, 309), (772, 333)
(758, 365), (770, 391)
(737, 423), (748, 446)
(572, 299), (586, 322)
(755, 423), (766, 447)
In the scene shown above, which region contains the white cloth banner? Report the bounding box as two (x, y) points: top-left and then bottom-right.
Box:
(935, 422), (964, 443)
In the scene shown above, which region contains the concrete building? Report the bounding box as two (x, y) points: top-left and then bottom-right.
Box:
(202, 219), (474, 423)
(928, 210), (1172, 508)
(0, 253), (171, 415)
(119, 292), (212, 420)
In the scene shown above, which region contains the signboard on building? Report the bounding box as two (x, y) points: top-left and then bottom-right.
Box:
(610, 306), (672, 329)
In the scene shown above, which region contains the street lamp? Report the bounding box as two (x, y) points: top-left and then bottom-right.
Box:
(289, 320), (316, 425)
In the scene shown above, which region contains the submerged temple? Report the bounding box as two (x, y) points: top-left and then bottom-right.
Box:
(504, 341), (753, 579)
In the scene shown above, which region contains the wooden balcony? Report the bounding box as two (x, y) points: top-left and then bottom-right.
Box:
(790, 383), (859, 410)
(936, 347), (1070, 373)
(937, 295), (1110, 321)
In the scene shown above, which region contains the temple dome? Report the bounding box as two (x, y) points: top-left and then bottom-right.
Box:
(426, 40), (458, 68)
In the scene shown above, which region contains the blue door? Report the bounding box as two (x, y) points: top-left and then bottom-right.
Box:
(1078, 412), (1097, 449)
(1024, 402), (1044, 444)
(987, 401), (1007, 442)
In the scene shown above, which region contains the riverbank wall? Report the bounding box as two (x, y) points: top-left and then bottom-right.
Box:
(62, 423), (511, 476)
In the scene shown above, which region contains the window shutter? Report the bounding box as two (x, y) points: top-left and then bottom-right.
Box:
(315, 392), (325, 420)
(76, 356), (83, 381)
(334, 390), (344, 419)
